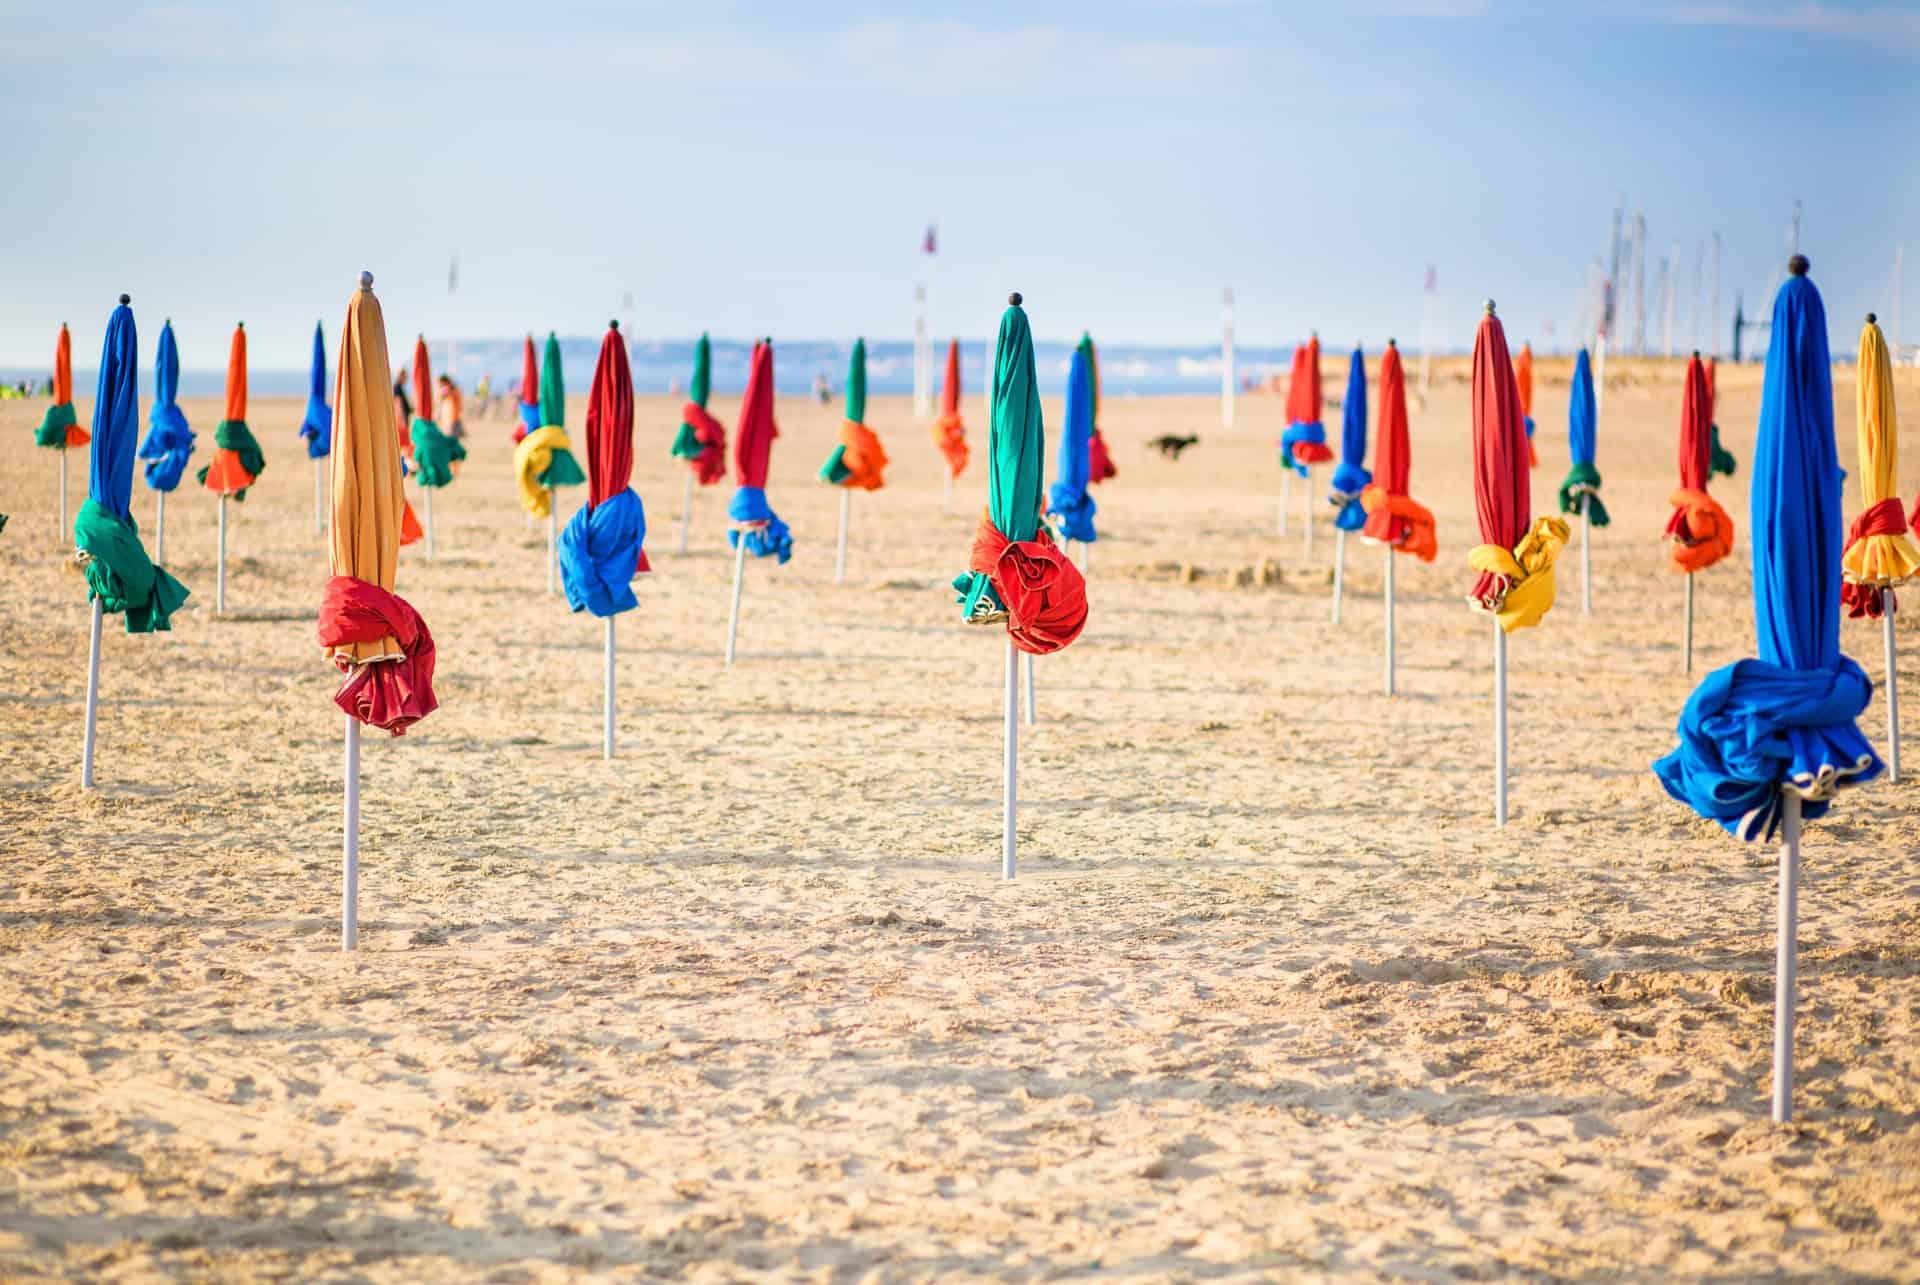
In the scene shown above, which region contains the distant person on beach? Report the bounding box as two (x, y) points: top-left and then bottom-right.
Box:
(813, 372), (831, 405)
(473, 372), (492, 418)
(436, 375), (467, 442)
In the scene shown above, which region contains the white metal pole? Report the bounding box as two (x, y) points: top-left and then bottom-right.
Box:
(216, 494), (228, 614)
(725, 534), (748, 665)
(1079, 540), (1089, 576)
(58, 451), (67, 540)
(1278, 469), (1291, 536)
(154, 490), (166, 566)
(835, 488), (850, 584)
(81, 597), (102, 789)
(1384, 547), (1396, 696)
(314, 458), (324, 534)
(547, 496), (558, 595)
(1886, 611), (1901, 783)
(1684, 572), (1695, 674)
(1581, 493), (1593, 615)
(1003, 637), (1018, 881)
(1772, 791), (1802, 1123)
(604, 615), (616, 760)
(1302, 469), (1314, 559)
(1331, 528), (1347, 623)
(424, 487), (436, 560)
(1493, 622), (1509, 827)
(342, 715), (360, 952)
(678, 472), (693, 554)
(943, 471), (954, 514)
(1222, 287), (1235, 429)
(1023, 651), (1035, 726)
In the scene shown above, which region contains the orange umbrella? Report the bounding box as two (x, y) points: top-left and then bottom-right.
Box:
(931, 338), (968, 481)
(199, 324), (265, 498)
(1514, 341), (1538, 468)
(34, 322), (87, 448)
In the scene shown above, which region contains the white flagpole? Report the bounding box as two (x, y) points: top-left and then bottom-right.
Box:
(342, 715), (360, 951)
(216, 494), (228, 613)
(725, 533), (748, 665)
(1331, 528), (1347, 623)
(1886, 611), (1901, 782)
(547, 494), (558, 595)
(1222, 287), (1235, 429)
(154, 491), (166, 566)
(1493, 622), (1509, 826)
(81, 598), (102, 788)
(603, 616), (616, 759)
(1772, 791), (1802, 1122)
(1384, 547), (1396, 696)
(1684, 572), (1695, 674)
(424, 487), (436, 560)
(1003, 637), (1018, 881)
(678, 472), (693, 554)
(835, 488), (850, 584)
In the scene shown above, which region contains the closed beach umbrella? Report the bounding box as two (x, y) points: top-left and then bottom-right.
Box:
(1666, 354), (1736, 576)
(408, 335), (465, 488)
(1652, 256), (1879, 1123)
(36, 322), (87, 450)
(1044, 343), (1097, 545)
(1707, 358), (1738, 477)
(1839, 315), (1918, 618)
(1515, 341), (1539, 468)
(1557, 349), (1609, 525)
(1328, 345), (1370, 531)
(318, 272), (440, 951)
(300, 321), (333, 459)
(1360, 340), (1436, 695)
(1081, 334), (1116, 484)
(671, 332), (728, 485)
(819, 338), (889, 491)
(727, 340), (792, 562)
(560, 323), (650, 618)
(198, 323), (265, 499)
(138, 319), (195, 493)
(930, 337), (968, 482)
(514, 335), (540, 443)
(1279, 336), (1331, 476)
(512, 332), (586, 519)
(74, 295), (191, 790)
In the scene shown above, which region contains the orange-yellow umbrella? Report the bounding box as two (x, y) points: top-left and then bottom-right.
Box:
(1839, 314), (1920, 617)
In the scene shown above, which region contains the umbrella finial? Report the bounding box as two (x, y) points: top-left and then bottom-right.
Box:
(609, 319), (619, 331)
(1483, 299), (1496, 315)
(1692, 349), (1701, 359)
(118, 294), (130, 305)
(1388, 337), (1397, 348)
(1867, 312), (1877, 325)
(359, 270), (374, 290)
(1788, 254), (1809, 277)
(1008, 292), (1023, 306)
(237, 321), (244, 329)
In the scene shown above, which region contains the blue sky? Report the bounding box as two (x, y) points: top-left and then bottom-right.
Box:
(3, 0), (1915, 369)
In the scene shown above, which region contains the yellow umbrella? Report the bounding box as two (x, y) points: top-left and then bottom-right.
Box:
(1840, 313), (1920, 610)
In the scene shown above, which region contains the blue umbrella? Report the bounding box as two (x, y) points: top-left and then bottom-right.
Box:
(1328, 346), (1369, 530)
(138, 320), (195, 491)
(1653, 260), (1879, 841)
(1557, 349), (1609, 526)
(300, 320), (333, 458)
(1046, 344), (1097, 544)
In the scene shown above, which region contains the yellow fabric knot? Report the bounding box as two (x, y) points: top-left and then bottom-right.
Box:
(513, 425), (573, 517)
(1466, 515), (1570, 633)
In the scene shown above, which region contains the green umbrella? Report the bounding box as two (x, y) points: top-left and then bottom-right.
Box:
(531, 332), (585, 488)
(671, 333), (714, 461)
(954, 299), (1045, 621)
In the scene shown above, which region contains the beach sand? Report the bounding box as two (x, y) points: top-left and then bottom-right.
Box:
(2, 355), (1918, 1281)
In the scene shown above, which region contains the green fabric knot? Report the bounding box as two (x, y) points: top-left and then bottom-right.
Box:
(195, 419), (265, 499)
(669, 422), (704, 460)
(73, 499), (190, 633)
(538, 445), (586, 489)
(35, 402), (77, 447)
(818, 445), (851, 485)
(409, 416), (467, 488)
(1710, 424), (1736, 477)
(1557, 462), (1610, 527)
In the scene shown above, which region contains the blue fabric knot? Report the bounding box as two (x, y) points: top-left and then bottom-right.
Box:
(520, 402), (542, 436)
(139, 403), (195, 492)
(727, 486), (792, 563)
(1328, 462), (1372, 531)
(1652, 657), (1881, 842)
(1524, 414), (1536, 440)
(1279, 422), (1324, 478)
(300, 396), (332, 459)
(559, 487), (646, 617)
(1047, 481), (1097, 543)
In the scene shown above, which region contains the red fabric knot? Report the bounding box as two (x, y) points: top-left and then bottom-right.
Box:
(1088, 429), (1116, 483)
(682, 402), (728, 485)
(968, 514), (1088, 656)
(1847, 496), (1908, 547)
(317, 576), (439, 734)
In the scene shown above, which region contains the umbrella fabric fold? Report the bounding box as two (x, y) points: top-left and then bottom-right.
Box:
(1557, 348), (1610, 526)
(1328, 346), (1370, 531)
(1468, 308), (1568, 633)
(1045, 345), (1097, 543)
(1707, 359), (1737, 477)
(728, 341), (792, 562)
(819, 338), (889, 490)
(1515, 342), (1539, 468)
(1279, 339), (1331, 476)
(35, 323), (87, 449)
(1080, 335), (1116, 484)
(930, 338), (968, 479)
(1653, 263), (1880, 841)
(952, 298), (1088, 654)
(320, 275), (437, 734)
(671, 333), (728, 484)
(515, 335), (541, 442)
(517, 331), (587, 510)
(1839, 317), (1919, 619)
(1361, 342), (1437, 562)
(199, 324), (265, 498)
(408, 336), (466, 487)
(76, 300), (190, 632)
(300, 321), (333, 458)
(560, 325), (650, 616)
(1665, 354), (1735, 574)
(139, 320), (195, 491)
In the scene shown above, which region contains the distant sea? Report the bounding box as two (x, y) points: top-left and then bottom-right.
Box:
(3, 337), (1320, 402)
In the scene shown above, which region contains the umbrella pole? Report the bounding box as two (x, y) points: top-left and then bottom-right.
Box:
(1384, 546), (1396, 696)
(81, 598), (102, 789)
(1003, 637), (1018, 881)
(1302, 468), (1314, 558)
(1080, 541), (1090, 576)
(725, 534), (748, 665)
(1278, 469), (1290, 536)
(1331, 528), (1346, 623)
(1772, 790), (1802, 1122)
(943, 470), (953, 515)
(835, 488), (850, 584)
(314, 458), (324, 535)
(58, 450), (67, 540)
(154, 490), (166, 566)
(678, 472), (693, 554)
(343, 714), (360, 951)
(424, 487), (436, 560)
(547, 494), (558, 595)
(1684, 572), (1695, 674)
(216, 494), (228, 614)
(1024, 651), (1036, 726)
(1886, 610), (1901, 783)
(604, 615), (616, 760)
(1581, 493), (1593, 615)
(1493, 620), (1509, 826)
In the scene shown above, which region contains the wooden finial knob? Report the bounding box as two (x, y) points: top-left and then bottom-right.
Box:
(1788, 255), (1809, 276)
(1008, 292), (1023, 306)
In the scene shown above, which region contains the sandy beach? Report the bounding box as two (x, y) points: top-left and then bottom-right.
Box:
(3, 357), (1918, 1281)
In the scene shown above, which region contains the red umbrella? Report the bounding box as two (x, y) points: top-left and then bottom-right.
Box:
(514, 335), (539, 443)
(1361, 341), (1436, 561)
(1665, 355), (1734, 575)
(724, 340), (790, 662)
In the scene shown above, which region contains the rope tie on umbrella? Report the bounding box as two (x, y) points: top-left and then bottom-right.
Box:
(1840, 497), (1916, 618)
(1557, 463), (1610, 526)
(1360, 485), (1437, 562)
(957, 510), (1088, 655)
(559, 488), (649, 616)
(1664, 489), (1735, 574)
(318, 576), (439, 735)
(1467, 516), (1570, 633)
(513, 425), (586, 517)
(672, 402), (728, 484)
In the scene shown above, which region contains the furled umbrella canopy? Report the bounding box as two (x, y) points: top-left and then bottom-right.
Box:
(1328, 346), (1371, 530)
(138, 320), (195, 491)
(1361, 341), (1437, 562)
(952, 294), (1088, 654)
(1080, 334), (1116, 484)
(1707, 359), (1737, 477)
(819, 338), (889, 490)
(1665, 354), (1736, 574)
(930, 338), (968, 479)
(1515, 342), (1539, 468)
(671, 332), (728, 485)
(1467, 305), (1569, 632)
(1045, 344), (1097, 543)
(408, 336), (466, 487)
(1557, 349), (1610, 526)
(75, 297), (189, 632)
(514, 334), (540, 443)
(300, 321), (333, 458)
(35, 323), (88, 449)
(318, 273), (438, 734)
(559, 324), (650, 616)
(1279, 337), (1331, 476)
(1654, 260), (1879, 839)
(198, 324), (265, 499)
(1839, 315), (1919, 618)
(511, 332), (586, 517)
(727, 340), (793, 562)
